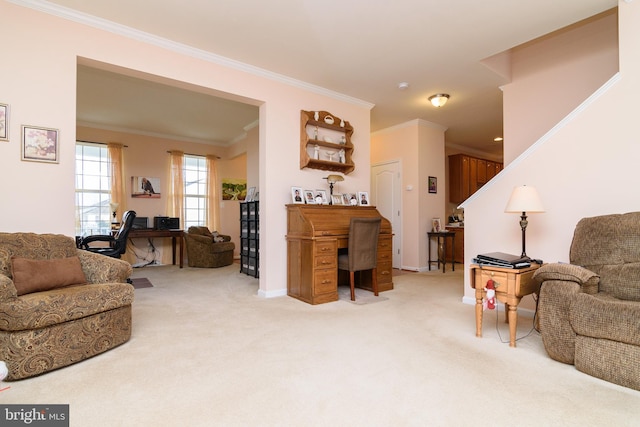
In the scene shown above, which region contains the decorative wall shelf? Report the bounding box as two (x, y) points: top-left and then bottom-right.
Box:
(300, 110), (355, 174)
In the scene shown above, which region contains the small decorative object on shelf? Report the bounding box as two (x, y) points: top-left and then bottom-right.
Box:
(300, 110), (354, 174)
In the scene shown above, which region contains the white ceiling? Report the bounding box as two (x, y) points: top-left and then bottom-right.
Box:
(31, 0), (618, 156)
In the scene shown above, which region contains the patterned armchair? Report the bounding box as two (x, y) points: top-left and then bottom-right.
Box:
(533, 212), (640, 391)
(0, 232), (134, 380)
(184, 226), (235, 268)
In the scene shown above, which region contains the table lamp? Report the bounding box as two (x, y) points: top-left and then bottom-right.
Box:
(324, 174), (344, 204)
(109, 202), (119, 223)
(504, 185), (544, 258)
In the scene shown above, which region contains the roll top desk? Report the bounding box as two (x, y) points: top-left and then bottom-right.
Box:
(286, 204), (393, 304)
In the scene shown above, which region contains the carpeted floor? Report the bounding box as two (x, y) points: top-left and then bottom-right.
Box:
(2, 264), (639, 426)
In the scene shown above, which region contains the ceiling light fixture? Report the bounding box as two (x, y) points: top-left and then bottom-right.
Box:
(398, 82), (410, 90)
(429, 94), (450, 108)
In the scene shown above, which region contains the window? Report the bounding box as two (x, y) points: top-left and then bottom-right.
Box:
(183, 155), (207, 230)
(75, 142), (111, 236)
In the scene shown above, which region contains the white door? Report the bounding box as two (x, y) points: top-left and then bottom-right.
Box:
(371, 161), (401, 268)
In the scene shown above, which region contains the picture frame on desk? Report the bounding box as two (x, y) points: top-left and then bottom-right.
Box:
(315, 189), (328, 205)
(304, 190), (316, 204)
(358, 191), (369, 206)
(432, 218), (442, 232)
(246, 186), (256, 202)
(291, 187), (304, 204)
(331, 194), (343, 205)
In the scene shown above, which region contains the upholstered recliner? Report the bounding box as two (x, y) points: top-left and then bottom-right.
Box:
(184, 226), (235, 268)
(533, 212), (640, 391)
(0, 232), (134, 380)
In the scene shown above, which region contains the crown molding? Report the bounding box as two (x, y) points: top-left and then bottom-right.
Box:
(10, 0), (375, 110)
(76, 121), (231, 147)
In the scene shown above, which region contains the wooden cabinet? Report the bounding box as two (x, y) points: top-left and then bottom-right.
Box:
(445, 227), (464, 264)
(449, 154), (503, 204)
(300, 110), (355, 174)
(240, 201), (259, 278)
(286, 204), (393, 305)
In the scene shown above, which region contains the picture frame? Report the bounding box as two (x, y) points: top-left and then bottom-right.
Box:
(331, 194), (343, 205)
(343, 193), (357, 206)
(432, 218), (442, 232)
(131, 176), (161, 198)
(0, 103), (9, 141)
(21, 125), (59, 163)
(291, 187), (304, 204)
(246, 186), (256, 202)
(428, 176), (437, 194)
(304, 190), (316, 204)
(357, 191), (370, 206)
(315, 189), (328, 205)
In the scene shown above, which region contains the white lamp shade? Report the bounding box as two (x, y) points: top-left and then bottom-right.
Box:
(504, 185), (545, 213)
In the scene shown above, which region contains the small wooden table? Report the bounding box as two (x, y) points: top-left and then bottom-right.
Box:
(470, 263), (541, 347)
(427, 231), (455, 273)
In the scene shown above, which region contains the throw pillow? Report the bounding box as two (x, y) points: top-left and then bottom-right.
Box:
(11, 256), (87, 296)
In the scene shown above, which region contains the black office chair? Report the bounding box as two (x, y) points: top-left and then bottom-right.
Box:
(80, 210), (136, 258)
(337, 217), (382, 301)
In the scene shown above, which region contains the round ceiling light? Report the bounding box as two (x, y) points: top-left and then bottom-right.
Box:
(428, 94), (450, 108)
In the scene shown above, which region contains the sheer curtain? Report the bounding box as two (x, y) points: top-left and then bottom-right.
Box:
(107, 143), (125, 217)
(166, 150), (184, 222)
(206, 155), (220, 232)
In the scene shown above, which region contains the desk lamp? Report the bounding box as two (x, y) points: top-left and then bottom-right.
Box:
(324, 174), (344, 205)
(109, 202), (119, 223)
(504, 185), (544, 258)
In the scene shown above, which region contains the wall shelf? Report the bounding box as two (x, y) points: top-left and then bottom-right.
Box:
(300, 110), (355, 174)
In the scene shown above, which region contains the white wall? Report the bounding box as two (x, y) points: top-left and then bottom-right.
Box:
(0, 1), (373, 297)
(371, 119), (447, 271)
(461, 1), (638, 310)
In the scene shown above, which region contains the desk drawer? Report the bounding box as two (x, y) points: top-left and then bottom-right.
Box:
(315, 240), (336, 256)
(314, 269), (337, 295)
(315, 255), (336, 269)
(377, 261), (393, 284)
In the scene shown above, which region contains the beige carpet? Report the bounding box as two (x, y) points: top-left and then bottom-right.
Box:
(3, 265), (639, 426)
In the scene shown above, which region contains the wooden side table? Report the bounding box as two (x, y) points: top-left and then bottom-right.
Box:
(427, 231), (455, 273)
(470, 263), (541, 347)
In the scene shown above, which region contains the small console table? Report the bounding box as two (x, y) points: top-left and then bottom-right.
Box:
(470, 263), (541, 347)
(427, 231), (455, 273)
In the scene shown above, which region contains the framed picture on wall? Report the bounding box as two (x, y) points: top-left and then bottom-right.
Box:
(21, 125), (59, 163)
(0, 103), (9, 141)
(428, 176), (437, 194)
(132, 176), (161, 198)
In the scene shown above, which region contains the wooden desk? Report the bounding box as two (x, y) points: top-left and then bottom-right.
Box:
(427, 231), (455, 273)
(286, 204), (393, 305)
(470, 263), (541, 347)
(128, 229), (184, 268)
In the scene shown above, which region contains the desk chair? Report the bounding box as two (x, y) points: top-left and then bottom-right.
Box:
(80, 210), (136, 259)
(338, 217), (381, 301)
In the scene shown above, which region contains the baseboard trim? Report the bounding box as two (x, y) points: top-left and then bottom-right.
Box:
(258, 288), (287, 299)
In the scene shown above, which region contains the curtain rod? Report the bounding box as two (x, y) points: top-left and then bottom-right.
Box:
(77, 140), (128, 147)
(167, 151), (221, 159)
